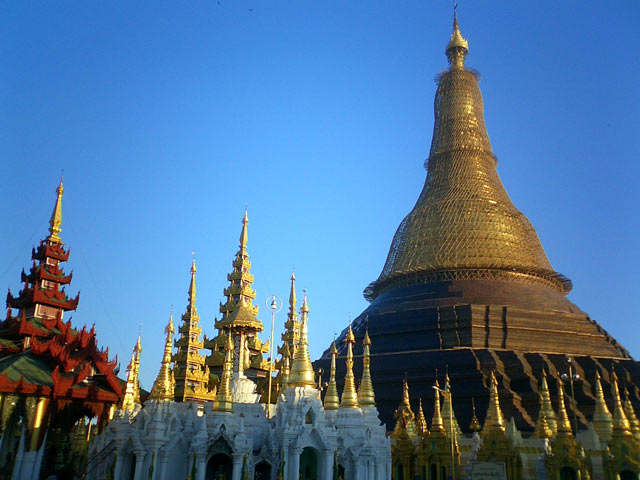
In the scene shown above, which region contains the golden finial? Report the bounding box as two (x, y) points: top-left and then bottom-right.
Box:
(539, 369), (558, 433)
(288, 290), (316, 388)
(340, 322), (359, 408)
(623, 388), (640, 440)
(481, 371), (505, 435)
(611, 370), (632, 437)
(289, 271), (297, 315)
(121, 335), (142, 410)
(48, 176), (64, 243)
(187, 255), (197, 316)
(445, 2), (469, 69)
(324, 340), (339, 411)
(592, 370), (613, 441)
(556, 376), (573, 437)
(416, 398), (428, 437)
(469, 397), (481, 432)
(392, 376), (416, 438)
(357, 328), (376, 408)
(239, 208), (249, 251)
(431, 379), (445, 434)
(212, 331), (234, 412)
(149, 311), (176, 401)
(534, 393), (553, 439)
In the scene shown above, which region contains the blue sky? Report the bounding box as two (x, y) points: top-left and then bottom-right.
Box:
(1, 2), (639, 390)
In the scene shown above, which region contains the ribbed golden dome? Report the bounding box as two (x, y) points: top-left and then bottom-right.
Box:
(365, 18), (570, 301)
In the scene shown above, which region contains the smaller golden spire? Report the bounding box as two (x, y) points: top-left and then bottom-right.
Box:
(121, 333), (142, 410)
(392, 377), (416, 437)
(288, 291), (316, 388)
(48, 178), (64, 243)
(416, 398), (428, 437)
(481, 371), (505, 435)
(556, 376), (573, 437)
(623, 388), (640, 440)
(324, 341), (339, 411)
(445, 6), (469, 69)
(187, 255), (197, 316)
(149, 311), (175, 401)
(611, 370), (632, 438)
(340, 323), (359, 408)
(357, 329), (376, 408)
(442, 372), (461, 436)
(212, 331), (234, 412)
(539, 369), (558, 433)
(469, 397), (481, 432)
(592, 371), (613, 441)
(430, 379), (445, 434)
(239, 208), (249, 252)
(534, 393), (553, 439)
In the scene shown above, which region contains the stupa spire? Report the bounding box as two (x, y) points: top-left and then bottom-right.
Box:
(212, 332), (234, 412)
(611, 370), (632, 438)
(469, 398), (481, 432)
(431, 379), (445, 434)
(357, 329), (376, 408)
(288, 291), (316, 388)
(48, 177), (64, 243)
(592, 371), (613, 441)
(539, 370), (558, 433)
(442, 372), (461, 436)
(279, 271), (300, 357)
(392, 377), (416, 437)
(188, 256), (197, 316)
(481, 371), (505, 435)
(121, 333), (142, 410)
(556, 376), (574, 437)
(149, 311), (175, 401)
(534, 393), (553, 439)
(324, 340), (339, 411)
(340, 323), (359, 408)
(623, 388), (640, 440)
(445, 6), (469, 69)
(416, 399), (428, 437)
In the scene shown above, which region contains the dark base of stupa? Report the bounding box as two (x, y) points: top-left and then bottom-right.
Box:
(314, 280), (639, 432)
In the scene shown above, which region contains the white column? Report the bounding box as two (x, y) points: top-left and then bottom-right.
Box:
(155, 456), (168, 480)
(322, 451), (334, 480)
(288, 448), (301, 480)
(196, 454), (206, 480)
(353, 458), (363, 480)
(133, 451), (146, 480)
(113, 452), (125, 480)
(232, 454), (243, 480)
(366, 459), (374, 480)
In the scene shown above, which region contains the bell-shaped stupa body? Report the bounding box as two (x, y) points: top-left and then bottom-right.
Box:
(315, 14), (638, 437)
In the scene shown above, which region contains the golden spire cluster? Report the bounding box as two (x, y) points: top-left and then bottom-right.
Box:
(288, 292), (316, 388)
(48, 178), (64, 243)
(121, 331), (142, 410)
(392, 377), (416, 437)
(149, 312), (176, 401)
(610, 371), (632, 438)
(539, 370), (558, 434)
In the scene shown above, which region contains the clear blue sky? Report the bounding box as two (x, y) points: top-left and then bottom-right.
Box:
(1, 2), (639, 390)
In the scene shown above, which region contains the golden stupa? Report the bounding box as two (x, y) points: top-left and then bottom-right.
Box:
(317, 13), (637, 434)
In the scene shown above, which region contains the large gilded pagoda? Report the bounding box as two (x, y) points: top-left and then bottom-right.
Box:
(315, 12), (640, 444)
(204, 211), (270, 386)
(0, 180), (122, 480)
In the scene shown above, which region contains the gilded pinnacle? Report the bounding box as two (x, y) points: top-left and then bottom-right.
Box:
(623, 388), (640, 440)
(611, 371), (632, 437)
(534, 394), (553, 439)
(121, 336), (142, 410)
(358, 329), (376, 408)
(592, 371), (613, 441)
(149, 312), (176, 401)
(556, 376), (573, 437)
(481, 371), (505, 435)
(324, 341), (339, 411)
(416, 399), (428, 437)
(213, 331), (234, 412)
(48, 179), (64, 243)
(431, 379), (445, 434)
(288, 292), (316, 388)
(539, 370), (558, 433)
(446, 11), (469, 68)
(469, 398), (481, 432)
(340, 323), (359, 408)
